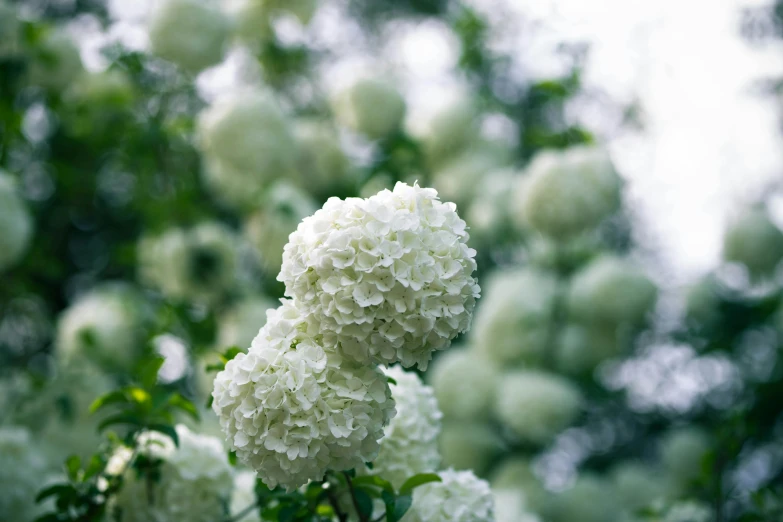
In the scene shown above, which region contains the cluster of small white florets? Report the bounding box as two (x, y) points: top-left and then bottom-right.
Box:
(212, 300), (396, 490)
(402, 468), (495, 522)
(111, 425), (233, 522)
(367, 366), (443, 488)
(278, 182), (480, 369)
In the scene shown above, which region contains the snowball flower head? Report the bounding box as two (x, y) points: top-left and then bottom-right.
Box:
(333, 79), (406, 139)
(0, 172), (33, 272)
(278, 182), (480, 369)
(515, 146), (621, 239)
(429, 347), (498, 420)
(554, 322), (624, 375)
(229, 0), (316, 42)
(368, 366), (442, 489)
(244, 181), (317, 274)
(113, 425), (233, 522)
(495, 370), (582, 444)
(489, 458), (547, 513)
(439, 421), (503, 475)
(55, 283), (144, 370)
(472, 268), (557, 366)
(567, 255), (658, 327)
(231, 470), (265, 522)
(198, 91), (298, 210)
(212, 300), (395, 490)
(465, 169), (520, 246)
(138, 222), (238, 303)
(432, 150), (506, 211)
(422, 98), (479, 166)
(0, 427), (50, 520)
(544, 474), (617, 522)
(723, 207), (783, 278)
(401, 469), (495, 522)
(148, 0), (230, 73)
(294, 120), (352, 197)
(217, 296), (276, 350)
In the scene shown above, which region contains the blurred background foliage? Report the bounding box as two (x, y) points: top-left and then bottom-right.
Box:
(2, 0), (783, 521)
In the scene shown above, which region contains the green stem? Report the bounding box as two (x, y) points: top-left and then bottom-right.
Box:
(344, 472), (369, 522)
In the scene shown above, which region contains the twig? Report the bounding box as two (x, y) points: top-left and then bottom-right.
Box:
(343, 472), (369, 522)
(225, 501), (259, 522)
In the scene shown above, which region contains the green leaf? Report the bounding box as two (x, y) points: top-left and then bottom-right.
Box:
(399, 473), (441, 495)
(221, 346), (243, 364)
(353, 488), (374, 518)
(33, 514), (61, 522)
(35, 484), (72, 503)
(168, 393), (200, 421)
(138, 356), (165, 390)
(205, 363), (225, 373)
(148, 423), (179, 447)
(83, 454), (105, 480)
(228, 450), (237, 466)
(352, 475), (394, 493)
(65, 455), (81, 481)
(387, 377), (397, 385)
(89, 390), (130, 414)
(98, 413), (142, 433)
(390, 494), (413, 522)
(278, 504), (299, 522)
(126, 386), (151, 406)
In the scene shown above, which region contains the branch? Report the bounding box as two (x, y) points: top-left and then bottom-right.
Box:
(343, 472), (369, 522)
(225, 501), (258, 522)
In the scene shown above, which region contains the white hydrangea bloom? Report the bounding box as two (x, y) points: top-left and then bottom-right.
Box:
(493, 489), (541, 522)
(610, 462), (670, 514)
(465, 169), (520, 246)
(401, 468), (495, 522)
(472, 269), (557, 366)
(0, 427), (51, 520)
(429, 347), (498, 420)
(660, 427), (710, 486)
(0, 172), (33, 272)
(244, 181), (318, 274)
(138, 222), (238, 303)
(422, 99), (479, 166)
(494, 370), (581, 444)
(554, 322), (625, 375)
(211, 300), (395, 490)
(662, 501), (712, 522)
(228, 0), (316, 42)
(439, 421), (503, 476)
(567, 255), (658, 327)
(432, 151), (506, 211)
(55, 284), (144, 370)
(231, 470), (264, 522)
(723, 207), (783, 277)
(0, 2), (21, 58)
(198, 91), (298, 210)
(113, 425), (233, 522)
(368, 366), (442, 489)
(489, 458), (547, 513)
(278, 182), (480, 369)
(333, 79), (406, 139)
(148, 0), (230, 73)
(28, 30), (83, 91)
(515, 146), (621, 240)
(218, 296), (277, 350)
(294, 120), (352, 197)
(544, 474), (617, 522)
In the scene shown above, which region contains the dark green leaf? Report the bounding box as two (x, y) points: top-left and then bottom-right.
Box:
(354, 488), (374, 517)
(168, 393), (200, 421)
(138, 356), (165, 390)
(387, 377), (397, 385)
(35, 484), (73, 503)
(228, 450), (237, 466)
(98, 413), (143, 433)
(65, 455), (81, 481)
(84, 454), (105, 480)
(148, 423), (179, 447)
(399, 473), (441, 495)
(352, 475), (394, 493)
(391, 494), (413, 522)
(89, 390), (130, 414)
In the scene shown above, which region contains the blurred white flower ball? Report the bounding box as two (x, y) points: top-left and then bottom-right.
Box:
(148, 0), (231, 73)
(55, 283), (145, 370)
(138, 222), (238, 303)
(662, 501), (712, 522)
(369, 366), (442, 489)
(422, 100), (479, 166)
(493, 489), (541, 522)
(554, 322), (625, 375)
(244, 181), (317, 274)
(429, 347), (498, 420)
(439, 421), (503, 475)
(0, 426), (51, 520)
(231, 470), (264, 522)
(217, 296), (277, 350)
(401, 468), (494, 522)
(0, 2), (21, 58)
(113, 425), (233, 522)
(28, 30), (83, 91)
(279, 182), (480, 369)
(229, 0), (316, 42)
(489, 458), (547, 513)
(515, 146), (621, 240)
(0, 172), (33, 272)
(567, 255), (658, 327)
(723, 207), (783, 278)
(432, 151), (505, 211)
(465, 169), (519, 246)
(333, 79), (406, 139)
(660, 427), (710, 486)
(211, 300), (395, 490)
(609, 462), (670, 514)
(64, 69), (134, 107)
(544, 474), (617, 522)
(494, 370), (581, 444)
(294, 120), (352, 197)
(472, 268), (557, 366)
(198, 91), (298, 210)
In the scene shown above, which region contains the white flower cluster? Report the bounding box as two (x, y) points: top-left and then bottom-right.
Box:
(244, 181), (317, 274)
(217, 296), (277, 350)
(368, 366), (442, 489)
(197, 91), (298, 211)
(723, 207), (783, 278)
(439, 421), (502, 475)
(472, 268), (557, 366)
(55, 283), (145, 371)
(0, 172), (33, 272)
(489, 458), (547, 513)
(332, 79), (406, 139)
(429, 348), (498, 420)
(0, 427), (51, 521)
(553, 322), (624, 375)
(212, 300), (395, 490)
(148, 0), (230, 73)
(421, 99), (479, 167)
(138, 222), (238, 303)
(494, 370), (582, 444)
(229, 0), (317, 42)
(113, 425), (233, 522)
(293, 120), (352, 197)
(514, 146), (621, 240)
(401, 469), (495, 522)
(279, 182), (480, 369)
